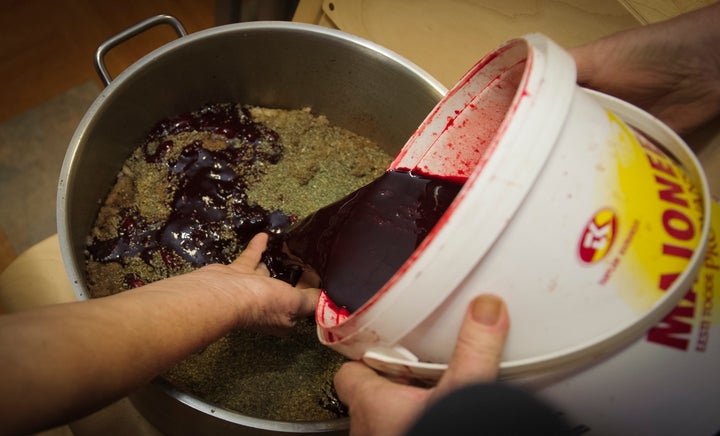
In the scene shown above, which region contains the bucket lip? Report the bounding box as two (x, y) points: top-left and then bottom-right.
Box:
(317, 33), (578, 346)
(56, 20), (447, 302)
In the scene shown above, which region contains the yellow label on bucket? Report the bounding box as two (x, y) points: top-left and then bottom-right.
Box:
(595, 111), (704, 312)
(646, 200), (719, 352)
(700, 203), (720, 328)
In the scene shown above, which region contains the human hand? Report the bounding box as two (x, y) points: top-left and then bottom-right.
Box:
(181, 232), (320, 333)
(333, 294), (510, 436)
(569, 3), (720, 135)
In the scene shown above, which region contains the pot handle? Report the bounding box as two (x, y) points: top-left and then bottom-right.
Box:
(94, 14), (187, 86)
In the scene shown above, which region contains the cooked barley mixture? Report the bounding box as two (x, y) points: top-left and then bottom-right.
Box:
(85, 103), (392, 421)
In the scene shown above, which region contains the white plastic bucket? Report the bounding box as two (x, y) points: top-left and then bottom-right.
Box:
(538, 91), (720, 434)
(316, 33), (719, 434)
(533, 89), (720, 435)
(317, 32), (710, 369)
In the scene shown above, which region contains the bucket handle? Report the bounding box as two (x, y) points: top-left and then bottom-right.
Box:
(94, 14), (187, 86)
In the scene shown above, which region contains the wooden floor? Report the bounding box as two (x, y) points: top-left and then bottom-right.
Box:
(0, 0), (216, 122)
(0, 0), (216, 272)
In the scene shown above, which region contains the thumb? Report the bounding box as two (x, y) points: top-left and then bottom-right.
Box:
(229, 232), (268, 273)
(433, 294), (509, 399)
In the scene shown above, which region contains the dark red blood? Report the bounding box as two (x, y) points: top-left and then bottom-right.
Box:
(145, 104), (280, 154)
(90, 103), (460, 307)
(124, 274), (146, 289)
(279, 169), (462, 312)
(88, 103), (287, 274)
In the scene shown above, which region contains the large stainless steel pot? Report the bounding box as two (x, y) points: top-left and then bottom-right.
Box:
(57, 15), (446, 435)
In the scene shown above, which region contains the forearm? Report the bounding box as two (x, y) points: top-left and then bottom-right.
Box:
(570, 2), (720, 134)
(0, 270), (242, 434)
(0, 233), (314, 434)
(574, 2), (720, 81)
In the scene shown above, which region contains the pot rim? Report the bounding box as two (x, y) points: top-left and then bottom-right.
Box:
(145, 377), (351, 432)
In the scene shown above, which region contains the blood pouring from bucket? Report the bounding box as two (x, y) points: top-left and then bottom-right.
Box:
(267, 169), (462, 313)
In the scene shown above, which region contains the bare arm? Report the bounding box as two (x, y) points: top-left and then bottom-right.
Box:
(0, 233), (318, 435)
(569, 2), (720, 135)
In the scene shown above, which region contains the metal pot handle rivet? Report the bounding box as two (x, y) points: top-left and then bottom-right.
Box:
(94, 14), (187, 86)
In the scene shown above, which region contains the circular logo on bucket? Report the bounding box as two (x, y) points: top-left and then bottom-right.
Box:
(579, 208), (618, 264)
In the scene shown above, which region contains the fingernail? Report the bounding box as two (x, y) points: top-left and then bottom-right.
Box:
(471, 294), (502, 326)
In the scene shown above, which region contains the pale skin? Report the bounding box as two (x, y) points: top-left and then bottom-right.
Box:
(569, 2), (720, 136)
(0, 233), (319, 435)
